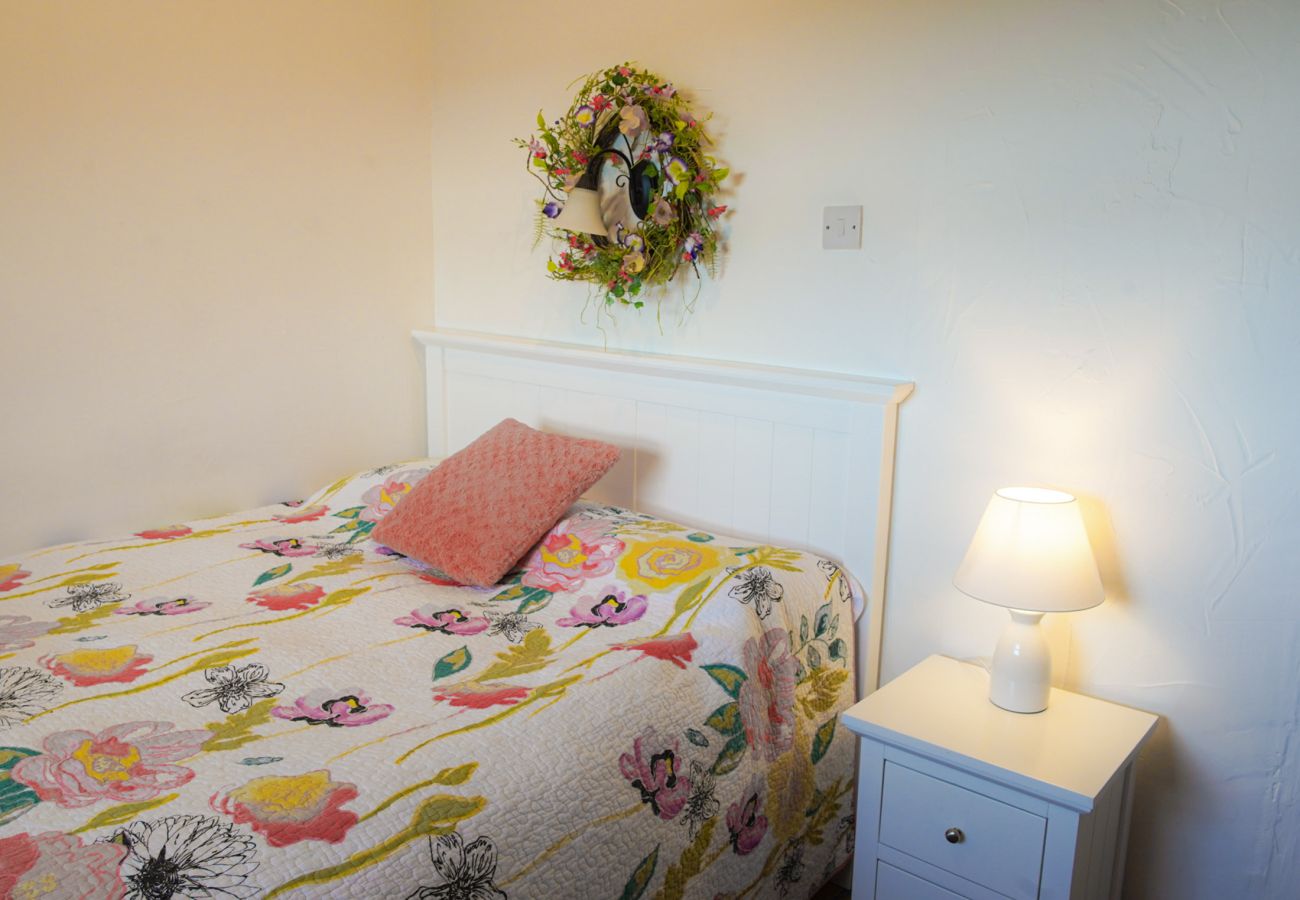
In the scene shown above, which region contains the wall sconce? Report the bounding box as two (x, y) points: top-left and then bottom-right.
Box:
(552, 142), (659, 240)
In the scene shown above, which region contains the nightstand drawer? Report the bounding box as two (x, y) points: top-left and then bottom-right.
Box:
(876, 860), (966, 900)
(879, 761), (1045, 899)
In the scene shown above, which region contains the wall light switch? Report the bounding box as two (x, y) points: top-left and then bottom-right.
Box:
(823, 205), (862, 250)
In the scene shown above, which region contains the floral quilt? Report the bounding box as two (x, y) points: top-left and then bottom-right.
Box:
(0, 461), (858, 899)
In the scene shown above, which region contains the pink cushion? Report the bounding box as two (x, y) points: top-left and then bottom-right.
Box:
(371, 418), (621, 586)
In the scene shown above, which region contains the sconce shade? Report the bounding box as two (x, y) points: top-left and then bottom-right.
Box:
(552, 187), (607, 237)
(954, 488), (1104, 613)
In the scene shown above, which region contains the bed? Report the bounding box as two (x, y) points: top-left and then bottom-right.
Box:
(0, 330), (912, 899)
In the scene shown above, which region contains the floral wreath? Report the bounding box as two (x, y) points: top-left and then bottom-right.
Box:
(517, 63), (729, 311)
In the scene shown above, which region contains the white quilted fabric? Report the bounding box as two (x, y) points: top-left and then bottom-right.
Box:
(0, 462), (858, 899)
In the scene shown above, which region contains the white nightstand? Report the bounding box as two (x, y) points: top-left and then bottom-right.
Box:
(841, 655), (1157, 900)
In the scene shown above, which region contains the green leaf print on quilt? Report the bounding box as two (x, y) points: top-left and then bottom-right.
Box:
(265, 793), (487, 898)
(710, 734), (747, 776)
(671, 578), (710, 619)
(49, 603), (120, 635)
(811, 717), (836, 765)
(329, 507), (375, 541)
(703, 702), (743, 737)
(253, 563), (293, 586)
(620, 846), (659, 900)
(71, 793), (178, 834)
(478, 629), (553, 681)
(700, 664), (745, 699)
(202, 699), (278, 753)
(488, 582), (553, 615)
(0, 747), (40, 825)
(654, 817), (717, 900)
(433, 646), (472, 682)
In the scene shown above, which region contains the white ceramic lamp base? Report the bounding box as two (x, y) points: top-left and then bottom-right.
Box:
(989, 609), (1052, 713)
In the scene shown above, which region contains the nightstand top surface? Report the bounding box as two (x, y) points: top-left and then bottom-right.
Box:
(842, 655), (1157, 810)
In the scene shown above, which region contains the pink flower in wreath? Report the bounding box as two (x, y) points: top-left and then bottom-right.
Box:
(619, 727), (691, 820)
(0, 831), (126, 899)
(274, 504), (329, 524)
(134, 525), (192, 540)
(0, 564), (31, 592)
(358, 468), (430, 523)
(12, 720), (207, 808)
(432, 682), (529, 709)
(737, 628), (798, 762)
(271, 688), (394, 728)
(212, 770), (358, 847)
(520, 522), (624, 592)
(246, 583), (326, 612)
(394, 605), (490, 636)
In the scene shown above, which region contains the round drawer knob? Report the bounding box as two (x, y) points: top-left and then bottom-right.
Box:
(944, 827), (964, 844)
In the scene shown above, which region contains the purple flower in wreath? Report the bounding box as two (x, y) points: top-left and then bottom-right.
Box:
(574, 104), (596, 127)
(620, 727), (691, 820)
(557, 588), (648, 628)
(543, 201), (562, 218)
(271, 687), (393, 727)
(662, 155), (690, 186)
(682, 232), (704, 263)
(650, 131), (675, 152)
(394, 605), (490, 636)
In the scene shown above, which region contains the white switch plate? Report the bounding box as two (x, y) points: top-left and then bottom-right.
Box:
(823, 205), (862, 250)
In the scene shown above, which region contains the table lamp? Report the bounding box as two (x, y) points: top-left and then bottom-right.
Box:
(954, 487), (1104, 713)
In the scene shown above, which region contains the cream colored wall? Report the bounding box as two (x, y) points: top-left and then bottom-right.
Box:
(430, 1), (1300, 897)
(0, 0), (434, 554)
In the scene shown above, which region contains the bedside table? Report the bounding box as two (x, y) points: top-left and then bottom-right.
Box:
(841, 655), (1157, 900)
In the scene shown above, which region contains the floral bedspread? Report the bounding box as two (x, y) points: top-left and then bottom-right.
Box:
(0, 461), (858, 899)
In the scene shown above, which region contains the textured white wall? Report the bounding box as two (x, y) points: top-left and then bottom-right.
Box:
(0, 1), (434, 554)
(431, 1), (1300, 896)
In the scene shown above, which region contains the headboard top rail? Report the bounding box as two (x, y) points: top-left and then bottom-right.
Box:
(414, 328), (913, 407)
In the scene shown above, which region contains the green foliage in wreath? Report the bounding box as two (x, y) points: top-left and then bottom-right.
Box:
(516, 62), (729, 310)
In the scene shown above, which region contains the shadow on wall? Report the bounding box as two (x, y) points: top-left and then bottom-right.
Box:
(1124, 719), (1187, 897)
(1075, 492), (1130, 606)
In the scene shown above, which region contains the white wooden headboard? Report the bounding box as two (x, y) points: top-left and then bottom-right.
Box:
(413, 328), (913, 695)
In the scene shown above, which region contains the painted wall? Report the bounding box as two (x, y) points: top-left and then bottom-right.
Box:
(0, 1), (434, 553)
(431, 1), (1300, 896)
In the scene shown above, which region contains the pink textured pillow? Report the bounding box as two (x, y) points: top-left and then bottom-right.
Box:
(372, 418), (621, 586)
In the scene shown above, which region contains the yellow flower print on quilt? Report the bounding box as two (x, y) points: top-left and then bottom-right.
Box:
(618, 537), (723, 591)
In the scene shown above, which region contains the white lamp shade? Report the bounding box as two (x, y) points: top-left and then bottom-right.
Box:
(954, 487), (1104, 613)
(551, 187), (607, 236)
